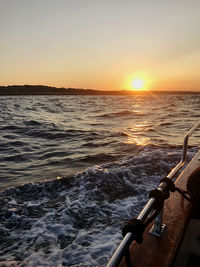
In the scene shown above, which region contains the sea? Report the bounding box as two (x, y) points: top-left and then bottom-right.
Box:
(0, 94), (200, 266)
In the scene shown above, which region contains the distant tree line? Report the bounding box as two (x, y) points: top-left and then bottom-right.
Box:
(0, 85), (124, 95)
(0, 85), (199, 95)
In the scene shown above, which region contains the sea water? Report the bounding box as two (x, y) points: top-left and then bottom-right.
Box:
(0, 94), (200, 266)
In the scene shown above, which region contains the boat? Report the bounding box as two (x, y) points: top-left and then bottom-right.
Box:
(107, 121), (200, 267)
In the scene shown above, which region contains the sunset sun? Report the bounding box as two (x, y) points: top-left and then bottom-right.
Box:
(124, 74), (150, 91)
(132, 78), (144, 90)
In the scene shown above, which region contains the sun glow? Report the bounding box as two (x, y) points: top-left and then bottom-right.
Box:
(132, 78), (144, 90)
(124, 73), (150, 91)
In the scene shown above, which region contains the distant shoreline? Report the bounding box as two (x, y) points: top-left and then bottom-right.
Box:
(0, 85), (200, 95)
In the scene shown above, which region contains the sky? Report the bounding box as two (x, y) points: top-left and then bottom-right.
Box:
(1, 0), (200, 91)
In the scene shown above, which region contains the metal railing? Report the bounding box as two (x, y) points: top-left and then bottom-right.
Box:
(107, 121), (200, 267)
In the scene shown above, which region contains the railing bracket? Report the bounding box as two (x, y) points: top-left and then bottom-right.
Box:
(149, 209), (166, 237)
(149, 223), (166, 237)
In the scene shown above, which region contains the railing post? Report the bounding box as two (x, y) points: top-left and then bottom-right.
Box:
(149, 208), (166, 237)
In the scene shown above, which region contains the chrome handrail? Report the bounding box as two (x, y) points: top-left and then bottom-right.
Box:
(167, 120), (200, 179)
(107, 121), (200, 267)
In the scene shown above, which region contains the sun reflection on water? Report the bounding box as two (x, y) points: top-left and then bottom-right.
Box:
(125, 123), (150, 146)
(126, 135), (150, 146)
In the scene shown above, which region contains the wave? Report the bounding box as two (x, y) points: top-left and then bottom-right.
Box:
(1, 124), (99, 141)
(79, 153), (116, 163)
(96, 110), (136, 118)
(158, 122), (173, 127)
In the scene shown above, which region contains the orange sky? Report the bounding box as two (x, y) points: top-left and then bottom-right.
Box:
(1, 0), (200, 91)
